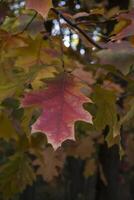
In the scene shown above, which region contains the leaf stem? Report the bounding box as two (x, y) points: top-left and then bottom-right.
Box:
(58, 14), (65, 70)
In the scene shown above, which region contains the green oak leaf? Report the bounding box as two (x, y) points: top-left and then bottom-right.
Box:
(0, 153), (36, 200)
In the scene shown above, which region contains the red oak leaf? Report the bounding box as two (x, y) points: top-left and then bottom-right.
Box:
(22, 73), (92, 149)
(26, 0), (52, 19)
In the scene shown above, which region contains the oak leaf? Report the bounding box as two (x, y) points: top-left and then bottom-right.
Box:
(0, 113), (18, 141)
(22, 73), (92, 148)
(33, 146), (65, 182)
(14, 36), (59, 70)
(62, 136), (95, 159)
(72, 63), (95, 86)
(11, 13), (45, 38)
(0, 153), (36, 200)
(92, 86), (117, 133)
(106, 129), (120, 148)
(112, 9), (134, 40)
(0, 29), (27, 51)
(26, 0), (53, 19)
(96, 41), (134, 74)
(0, 60), (28, 102)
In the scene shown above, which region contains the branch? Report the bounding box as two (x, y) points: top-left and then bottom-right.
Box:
(51, 8), (103, 50)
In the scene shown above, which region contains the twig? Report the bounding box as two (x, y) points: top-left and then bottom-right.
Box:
(51, 8), (103, 50)
(21, 11), (38, 33)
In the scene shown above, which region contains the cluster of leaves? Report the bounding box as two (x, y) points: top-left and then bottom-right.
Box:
(0, 0), (134, 199)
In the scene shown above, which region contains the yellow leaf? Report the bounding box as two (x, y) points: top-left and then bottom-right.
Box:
(0, 113), (18, 141)
(0, 60), (28, 102)
(111, 19), (130, 36)
(14, 36), (60, 70)
(31, 66), (57, 89)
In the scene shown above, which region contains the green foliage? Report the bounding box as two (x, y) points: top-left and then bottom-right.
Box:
(92, 86), (117, 132)
(0, 153), (36, 200)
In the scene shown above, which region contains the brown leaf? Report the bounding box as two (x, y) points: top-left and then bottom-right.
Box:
(62, 136), (95, 160)
(33, 146), (65, 182)
(26, 0), (53, 19)
(96, 41), (134, 75)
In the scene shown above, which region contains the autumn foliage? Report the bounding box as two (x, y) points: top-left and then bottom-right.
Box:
(0, 0), (134, 200)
